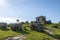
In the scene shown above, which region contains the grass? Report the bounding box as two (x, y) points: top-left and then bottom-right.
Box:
(0, 27), (21, 40)
(0, 24), (60, 40)
(24, 27), (58, 40)
(53, 29), (60, 39)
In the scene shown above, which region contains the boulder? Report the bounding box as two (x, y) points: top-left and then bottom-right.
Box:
(10, 23), (22, 31)
(0, 23), (7, 28)
(30, 21), (44, 32)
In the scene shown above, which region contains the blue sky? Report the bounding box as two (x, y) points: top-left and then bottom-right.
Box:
(0, 0), (60, 23)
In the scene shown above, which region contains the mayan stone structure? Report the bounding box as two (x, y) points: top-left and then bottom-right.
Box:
(30, 16), (45, 32)
(36, 16), (46, 23)
(30, 16), (52, 32)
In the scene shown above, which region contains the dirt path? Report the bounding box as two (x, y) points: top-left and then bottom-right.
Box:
(5, 34), (25, 40)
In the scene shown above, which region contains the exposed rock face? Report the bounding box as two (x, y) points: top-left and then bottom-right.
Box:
(5, 35), (25, 40)
(44, 30), (58, 39)
(10, 23), (22, 31)
(30, 21), (44, 31)
(0, 23), (7, 28)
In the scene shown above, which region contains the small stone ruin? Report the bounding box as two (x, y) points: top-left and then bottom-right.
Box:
(0, 23), (7, 28)
(10, 23), (22, 31)
(36, 16), (52, 24)
(30, 16), (46, 31)
(36, 16), (46, 23)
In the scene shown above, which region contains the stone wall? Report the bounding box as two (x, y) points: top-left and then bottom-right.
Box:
(36, 16), (46, 23)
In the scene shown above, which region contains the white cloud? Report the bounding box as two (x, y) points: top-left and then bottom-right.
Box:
(0, 17), (26, 24)
(0, 17), (17, 23)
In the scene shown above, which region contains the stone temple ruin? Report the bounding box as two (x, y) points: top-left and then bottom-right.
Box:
(30, 16), (52, 32)
(36, 16), (46, 23)
(30, 16), (45, 31)
(36, 16), (51, 24)
(10, 23), (22, 31)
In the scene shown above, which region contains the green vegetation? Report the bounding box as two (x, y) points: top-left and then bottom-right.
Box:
(0, 23), (60, 40)
(0, 27), (20, 40)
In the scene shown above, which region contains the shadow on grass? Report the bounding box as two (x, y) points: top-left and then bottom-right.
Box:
(0, 28), (9, 31)
(55, 34), (60, 39)
(17, 30), (29, 34)
(13, 29), (29, 34)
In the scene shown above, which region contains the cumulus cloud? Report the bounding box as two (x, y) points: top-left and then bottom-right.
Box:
(0, 17), (25, 24)
(0, 17), (26, 24)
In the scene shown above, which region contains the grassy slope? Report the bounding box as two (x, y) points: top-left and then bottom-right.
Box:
(24, 27), (58, 40)
(0, 27), (21, 40)
(0, 24), (60, 40)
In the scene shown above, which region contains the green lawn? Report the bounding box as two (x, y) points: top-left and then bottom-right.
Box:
(0, 24), (60, 40)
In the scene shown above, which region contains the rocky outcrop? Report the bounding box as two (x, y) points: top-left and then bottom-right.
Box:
(0, 23), (7, 28)
(30, 21), (44, 31)
(5, 35), (25, 40)
(10, 23), (22, 31)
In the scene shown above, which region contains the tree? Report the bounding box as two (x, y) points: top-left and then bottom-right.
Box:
(16, 19), (19, 23)
(58, 22), (60, 24)
(25, 21), (29, 24)
(48, 20), (52, 24)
